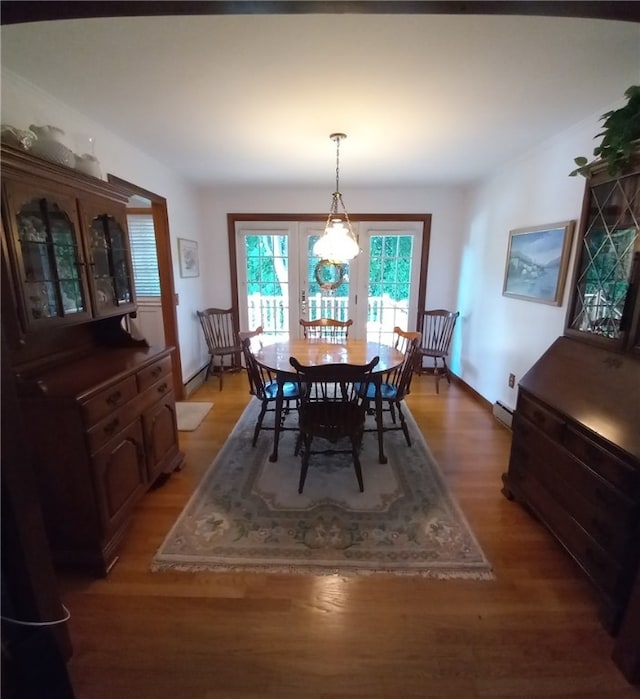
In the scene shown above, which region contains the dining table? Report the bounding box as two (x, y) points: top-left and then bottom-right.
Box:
(253, 338), (405, 464)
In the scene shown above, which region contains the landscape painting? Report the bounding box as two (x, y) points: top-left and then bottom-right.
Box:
(502, 221), (575, 305)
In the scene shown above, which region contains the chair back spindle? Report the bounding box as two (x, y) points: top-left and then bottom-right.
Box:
(299, 317), (353, 341)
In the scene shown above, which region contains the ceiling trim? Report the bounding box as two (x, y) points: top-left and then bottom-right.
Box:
(2, 1), (639, 25)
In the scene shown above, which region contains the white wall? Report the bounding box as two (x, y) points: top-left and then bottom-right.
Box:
(1, 69), (208, 382)
(458, 116), (600, 409)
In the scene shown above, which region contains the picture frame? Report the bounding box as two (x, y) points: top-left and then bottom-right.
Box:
(502, 220), (575, 305)
(178, 238), (199, 278)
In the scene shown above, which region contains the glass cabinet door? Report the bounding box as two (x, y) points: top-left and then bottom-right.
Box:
(566, 166), (640, 349)
(4, 180), (92, 328)
(82, 197), (136, 317)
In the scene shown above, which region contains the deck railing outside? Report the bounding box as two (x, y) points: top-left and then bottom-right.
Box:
(246, 292), (409, 342)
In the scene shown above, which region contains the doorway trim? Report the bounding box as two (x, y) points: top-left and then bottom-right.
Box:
(108, 175), (184, 400)
(227, 213), (432, 333)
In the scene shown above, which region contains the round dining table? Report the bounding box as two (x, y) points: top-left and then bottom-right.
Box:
(253, 338), (404, 464)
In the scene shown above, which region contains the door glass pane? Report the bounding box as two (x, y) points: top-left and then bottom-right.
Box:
(569, 177), (639, 338)
(367, 234), (413, 345)
(306, 235), (351, 322)
(16, 197), (87, 319)
(89, 215), (133, 310)
(245, 234), (289, 338)
(108, 217), (133, 304)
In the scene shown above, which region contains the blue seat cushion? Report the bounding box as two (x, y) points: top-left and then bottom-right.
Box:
(264, 380), (299, 400)
(355, 382), (398, 400)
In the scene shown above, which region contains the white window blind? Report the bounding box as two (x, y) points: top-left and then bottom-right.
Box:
(127, 214), (161, 296)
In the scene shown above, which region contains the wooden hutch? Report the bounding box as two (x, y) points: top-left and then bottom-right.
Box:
(502, 155), (640, 648)
(1, 144), (184, 577)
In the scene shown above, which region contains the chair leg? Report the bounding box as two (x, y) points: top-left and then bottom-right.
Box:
(351, 437), (364, 492)
(218, 357), (223, 391)
(442, 357), (452, 385)
(388, 402), (397, 424)
(253, 400), (268, 447)
(396, 401), (412, 447)
(298, 434), (312, 493)
(294, 431), (303, 456)
(433, 357), (440, 394)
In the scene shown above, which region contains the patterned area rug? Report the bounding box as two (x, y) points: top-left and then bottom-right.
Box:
(152, 400), (492, 578)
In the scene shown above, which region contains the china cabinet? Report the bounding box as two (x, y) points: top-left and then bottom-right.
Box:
(2, 153), (135, 335)
(1, 144), (183, 576)
(502, 151), (640, 636)
(565, 155), (640, 353)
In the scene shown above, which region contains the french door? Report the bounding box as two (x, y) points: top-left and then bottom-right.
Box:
(234, 218), (426, 341)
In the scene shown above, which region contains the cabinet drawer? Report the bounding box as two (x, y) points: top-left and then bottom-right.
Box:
(87, 402), (140, 454)
(137, 356), (172, 393)
(511, 439), (637, 559)
(511, 465), (625, 598)
(513, 419), (637, 530)
(564, 426), (640, 497)
(139, 374), (173, 411)
(517, 392), (565, 441)
(82, 376), (137, 425)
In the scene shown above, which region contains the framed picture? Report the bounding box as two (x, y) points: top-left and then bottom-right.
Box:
(502, 221), (575, 305)
(178, 238), (199, 278)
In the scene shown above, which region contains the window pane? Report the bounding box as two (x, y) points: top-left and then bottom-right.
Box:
(127, 214), (161, 297)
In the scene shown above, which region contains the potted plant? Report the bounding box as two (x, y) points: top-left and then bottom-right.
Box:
(570, 84), (640, 177)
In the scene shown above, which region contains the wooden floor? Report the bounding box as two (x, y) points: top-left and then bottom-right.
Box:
(59, 372), (637, 698)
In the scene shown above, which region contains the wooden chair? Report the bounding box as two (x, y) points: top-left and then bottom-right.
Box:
(240, 336), (300, 447)
(289, 356), (379, 493)
(417, 309), (459, 393)
(238, 325), (264, 353)
(197, 307), (242, 391)
(299, 317), (353, 341)
(361, 327), (422, 447)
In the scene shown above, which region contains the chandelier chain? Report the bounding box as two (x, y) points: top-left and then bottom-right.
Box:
(335, 134), (341, 194)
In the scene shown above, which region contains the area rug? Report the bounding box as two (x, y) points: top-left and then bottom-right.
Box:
(176, 401), (213, 431)
(152, 400), (493, 578)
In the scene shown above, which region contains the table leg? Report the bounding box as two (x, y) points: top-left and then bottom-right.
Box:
(268, 376), (285, 462)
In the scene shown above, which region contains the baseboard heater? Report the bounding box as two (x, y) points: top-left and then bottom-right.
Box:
(493, 400), (514, 429)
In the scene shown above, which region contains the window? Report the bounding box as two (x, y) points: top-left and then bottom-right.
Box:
(126, 214), (160, 296)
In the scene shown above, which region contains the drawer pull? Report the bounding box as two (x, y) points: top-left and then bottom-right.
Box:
(157, 382), (168, 394)
(103, 418), (120, 435)
(105, 390), (122, 406)
(151, 366), (163, 378)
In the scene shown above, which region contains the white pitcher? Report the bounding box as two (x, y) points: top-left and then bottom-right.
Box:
(29, 124), (75, 168)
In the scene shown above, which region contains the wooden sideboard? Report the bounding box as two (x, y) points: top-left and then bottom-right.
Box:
(17, 345), (183, 575)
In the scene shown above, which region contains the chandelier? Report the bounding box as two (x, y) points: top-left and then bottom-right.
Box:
(313, 132), (360, 263)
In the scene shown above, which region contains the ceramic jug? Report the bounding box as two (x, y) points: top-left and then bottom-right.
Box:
(29, 124), (75, 168)
(75, 153), (102, 179)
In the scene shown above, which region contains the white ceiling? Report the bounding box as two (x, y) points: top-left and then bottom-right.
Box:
(1, 13), (639, 187)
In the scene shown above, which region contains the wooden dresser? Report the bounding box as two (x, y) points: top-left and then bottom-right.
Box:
(502, 337), (640, 631)
(1, 144), (184, 576)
